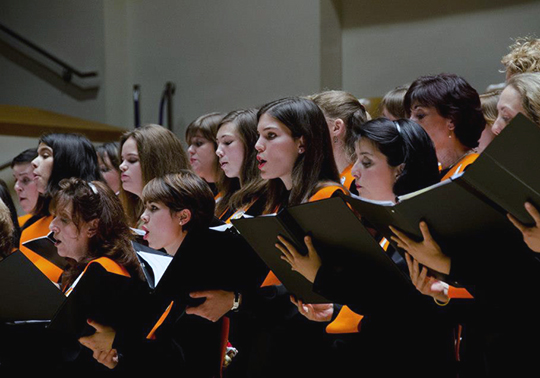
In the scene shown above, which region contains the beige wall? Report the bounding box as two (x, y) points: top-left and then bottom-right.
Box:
(340, 0), (540, 98)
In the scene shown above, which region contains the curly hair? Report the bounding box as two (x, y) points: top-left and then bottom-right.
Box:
(502, 37), (540, 78)
(51, 178), (145, 289)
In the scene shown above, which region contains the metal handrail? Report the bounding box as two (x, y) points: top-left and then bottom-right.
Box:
(0, 23), (98, 81)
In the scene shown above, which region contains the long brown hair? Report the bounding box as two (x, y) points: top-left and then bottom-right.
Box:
(215, 109), (267, 217)
(51, 178), (145, 289)
(119, 124), (190, 226)
(257, 97), (340, 213)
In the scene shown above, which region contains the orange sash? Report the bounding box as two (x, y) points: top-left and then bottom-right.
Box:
(19, 215), (63, 283)
(441, 153), (478, 299)
(340, 164), (355, 191)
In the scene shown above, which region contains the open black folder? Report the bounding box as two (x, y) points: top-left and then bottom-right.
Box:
(231, 197), (412, 304)
(153, 226), (267, 304)
(47, 263), (152, 340)
(21, 231), (68, 270)
(337, 113), (540, 256)
(0, 251), (65, 322)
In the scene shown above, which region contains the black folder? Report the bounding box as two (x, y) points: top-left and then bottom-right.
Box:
(21, 231), (68, 270)
(337, 113), (539, 256)
(153, 226), (266, 305)
(0, 251), (65, 321)
(47, 263), (149, 339)
(231, 197), (412, 304)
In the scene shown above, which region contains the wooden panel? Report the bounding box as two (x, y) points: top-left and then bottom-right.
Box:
(0, 105), (126, 142)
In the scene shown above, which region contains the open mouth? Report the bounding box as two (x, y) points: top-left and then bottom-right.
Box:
(142, 226), (149, 240)
(48, 233), (61, 246)
(257, 156), (267, 169)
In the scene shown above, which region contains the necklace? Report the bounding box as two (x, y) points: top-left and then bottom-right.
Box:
(445, 149), (473, 171)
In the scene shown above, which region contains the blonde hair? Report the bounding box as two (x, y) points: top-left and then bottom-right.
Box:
(502, 37), (540, 77)
(379, 85), (410, 119)
(506, 73), (540, 126)
(0, 199), (14, 259)
(479, 90), (501, 125)
(309, 90), (367, 162)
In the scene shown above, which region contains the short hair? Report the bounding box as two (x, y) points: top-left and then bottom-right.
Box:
(350, 117), (440, 197)
(0, 198), (14, 259)
(11, 148), (38, 168)
(479, 90), (502, 125)
(507, 72), (540, 126)
(35, 133), (102, 217)
(404, 73), (486, 149)
(142, 171), (215, 232)
(379, 85), (410, 120)
(119, 124), (190, 226)
(51, 178), (144, 288)
(97, 142), (121, 173)
(502, 37), (540, 78)
(257, 97), (340, 212)
(185, 112), (226, 148)
(215, 109), (266, 217)
(309, 90), (368, 162)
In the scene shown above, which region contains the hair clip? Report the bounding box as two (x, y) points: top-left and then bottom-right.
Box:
(88, 182), (98, 195)
(393, 121), (402, 134)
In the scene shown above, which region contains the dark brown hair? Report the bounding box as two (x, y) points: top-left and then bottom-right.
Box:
(215, 109), (266, 217)
(142, 171), (215, 232)
(257, 97), (340, 213)
(185, 112), (226, 148)
(404, 73), (485, 149)
(51, 178), (144, 289)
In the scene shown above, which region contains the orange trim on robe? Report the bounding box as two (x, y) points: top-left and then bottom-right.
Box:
(64, 257), (131, 296)
(19, 215), (63, 283)
(325, 238), (389, 334)
(326, 306), (364, 334)
(441, 153), (479, 181)
(84, 257), (131, 277)
(448, 286), (474, 299)
(18, 214), (33, 228)
(340, 164), (355, 191)
(146, 301), (175, 340)
(441, 153), (479, 299)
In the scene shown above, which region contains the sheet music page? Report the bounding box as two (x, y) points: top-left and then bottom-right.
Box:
(136, 252), (173, 285)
